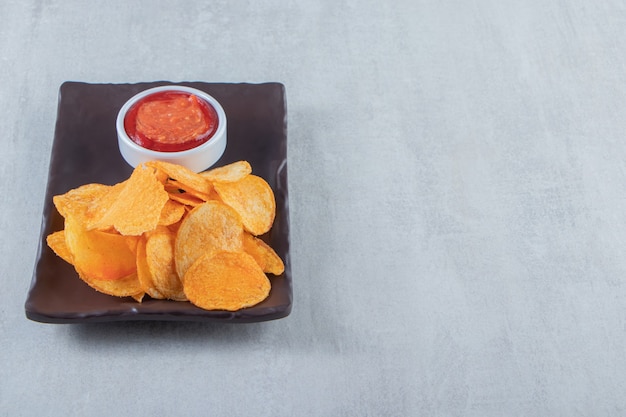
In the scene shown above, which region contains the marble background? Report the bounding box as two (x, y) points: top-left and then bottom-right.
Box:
(2, 1), (626, 415)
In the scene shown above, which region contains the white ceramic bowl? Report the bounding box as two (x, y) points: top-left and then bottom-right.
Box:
(116, 85), (227, 172)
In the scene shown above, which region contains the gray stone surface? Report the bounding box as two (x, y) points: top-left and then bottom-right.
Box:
(2, 0), (626, 415)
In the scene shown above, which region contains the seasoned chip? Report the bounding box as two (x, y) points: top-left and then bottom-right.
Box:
(53, 183), (108, 220)
(214, 175), (276, 235)
(200, 160), (251, 183)
(158, 199), (186, 226)
(166, 178), (212, 201)
(146, 160), (212, 195)
(83, 182), (130, 231)
(78, 270), (144, 298)
(89, 164), (169, 235)
(175, 201), (244, 280)
(46, 230), (73, 265)
(167, 191), (206, 207)
(136, 236), (164, 299)
(146, 228), (186, 301)
(183, 251), (271, 311)
(242, 233), (285, 275)
(53, 182), (124, 228)
(64, 216), (138, 281)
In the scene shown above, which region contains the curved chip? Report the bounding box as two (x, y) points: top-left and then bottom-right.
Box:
(242, 233), (285, 275)
(146, 228), (186, 301)
(53, 182), (125, 229)
(183, 251), (271, 311)
(136, 236), (164, 299)
(200, 160), (251, 183)
(166, 178), (212, 201)
(46, 230), (74, 265)
(167, 190), (206, 207)
(213, 175), (276, 236)
(78, 270), (144, 298)
(64, 216), (138, 281)
(158, 199), (186, 226)
(175, 201), (244, 280)
(89, 164), (169, 236)
(146, 160), (212, 195)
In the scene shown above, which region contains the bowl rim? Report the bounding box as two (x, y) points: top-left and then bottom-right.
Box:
(116, 85), (227, 157)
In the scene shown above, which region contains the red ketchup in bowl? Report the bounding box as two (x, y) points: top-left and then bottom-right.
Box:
(123, 91), (219, 152)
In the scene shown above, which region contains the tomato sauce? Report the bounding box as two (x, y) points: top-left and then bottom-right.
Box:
(124, 91), (219, 152)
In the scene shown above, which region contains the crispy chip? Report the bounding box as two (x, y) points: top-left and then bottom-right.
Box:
(146, 228), (186, 301)
(242, 233), (285, 275)
(136, 236), (164, 299)
(167, 191), (206, 207)
(214, 175), (276, 235)
(175, 201), (244, 280)
(78, 271), (144, 298)
(89, 164), (169, 235)
(166, 178), (212, 201)
(64, 216), (138, 281)
(183, 251), (270, 311)
(200, 160), (251, 182)
(53, 182), (124, 228)
(145, 160), (212, 195)
(46, 230), (73, 265)
(158, 199), (186, 226)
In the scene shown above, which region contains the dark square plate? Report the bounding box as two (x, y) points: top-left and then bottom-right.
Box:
(25, 81), (291, 323)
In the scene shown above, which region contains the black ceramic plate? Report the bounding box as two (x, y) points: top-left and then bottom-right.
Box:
(25, 81), (291, 323)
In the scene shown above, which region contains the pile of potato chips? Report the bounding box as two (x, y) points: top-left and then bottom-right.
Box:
(46, 160), (284, 311)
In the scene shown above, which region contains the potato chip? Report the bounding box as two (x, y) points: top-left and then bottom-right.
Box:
(64, 216), (138, 281)
(78, 270), (144, 298)
(89, 164), (169, 235)
(136, 236), (164, 299)
(183, 251), (271, 311)
(146, 160), (212, 195)
(166, 178), (212, 201)
(167, 191), (206, 207)
(158, 199), (186, 226)
(242, 233), (285, 275)
(46, 230), (73, 265)
(146, 228), (186, 301)
(214, 175), (276, 236)
(200, 160), (251, 183)
(53, 182), (124, 228)
(175, 201), (244, 280)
